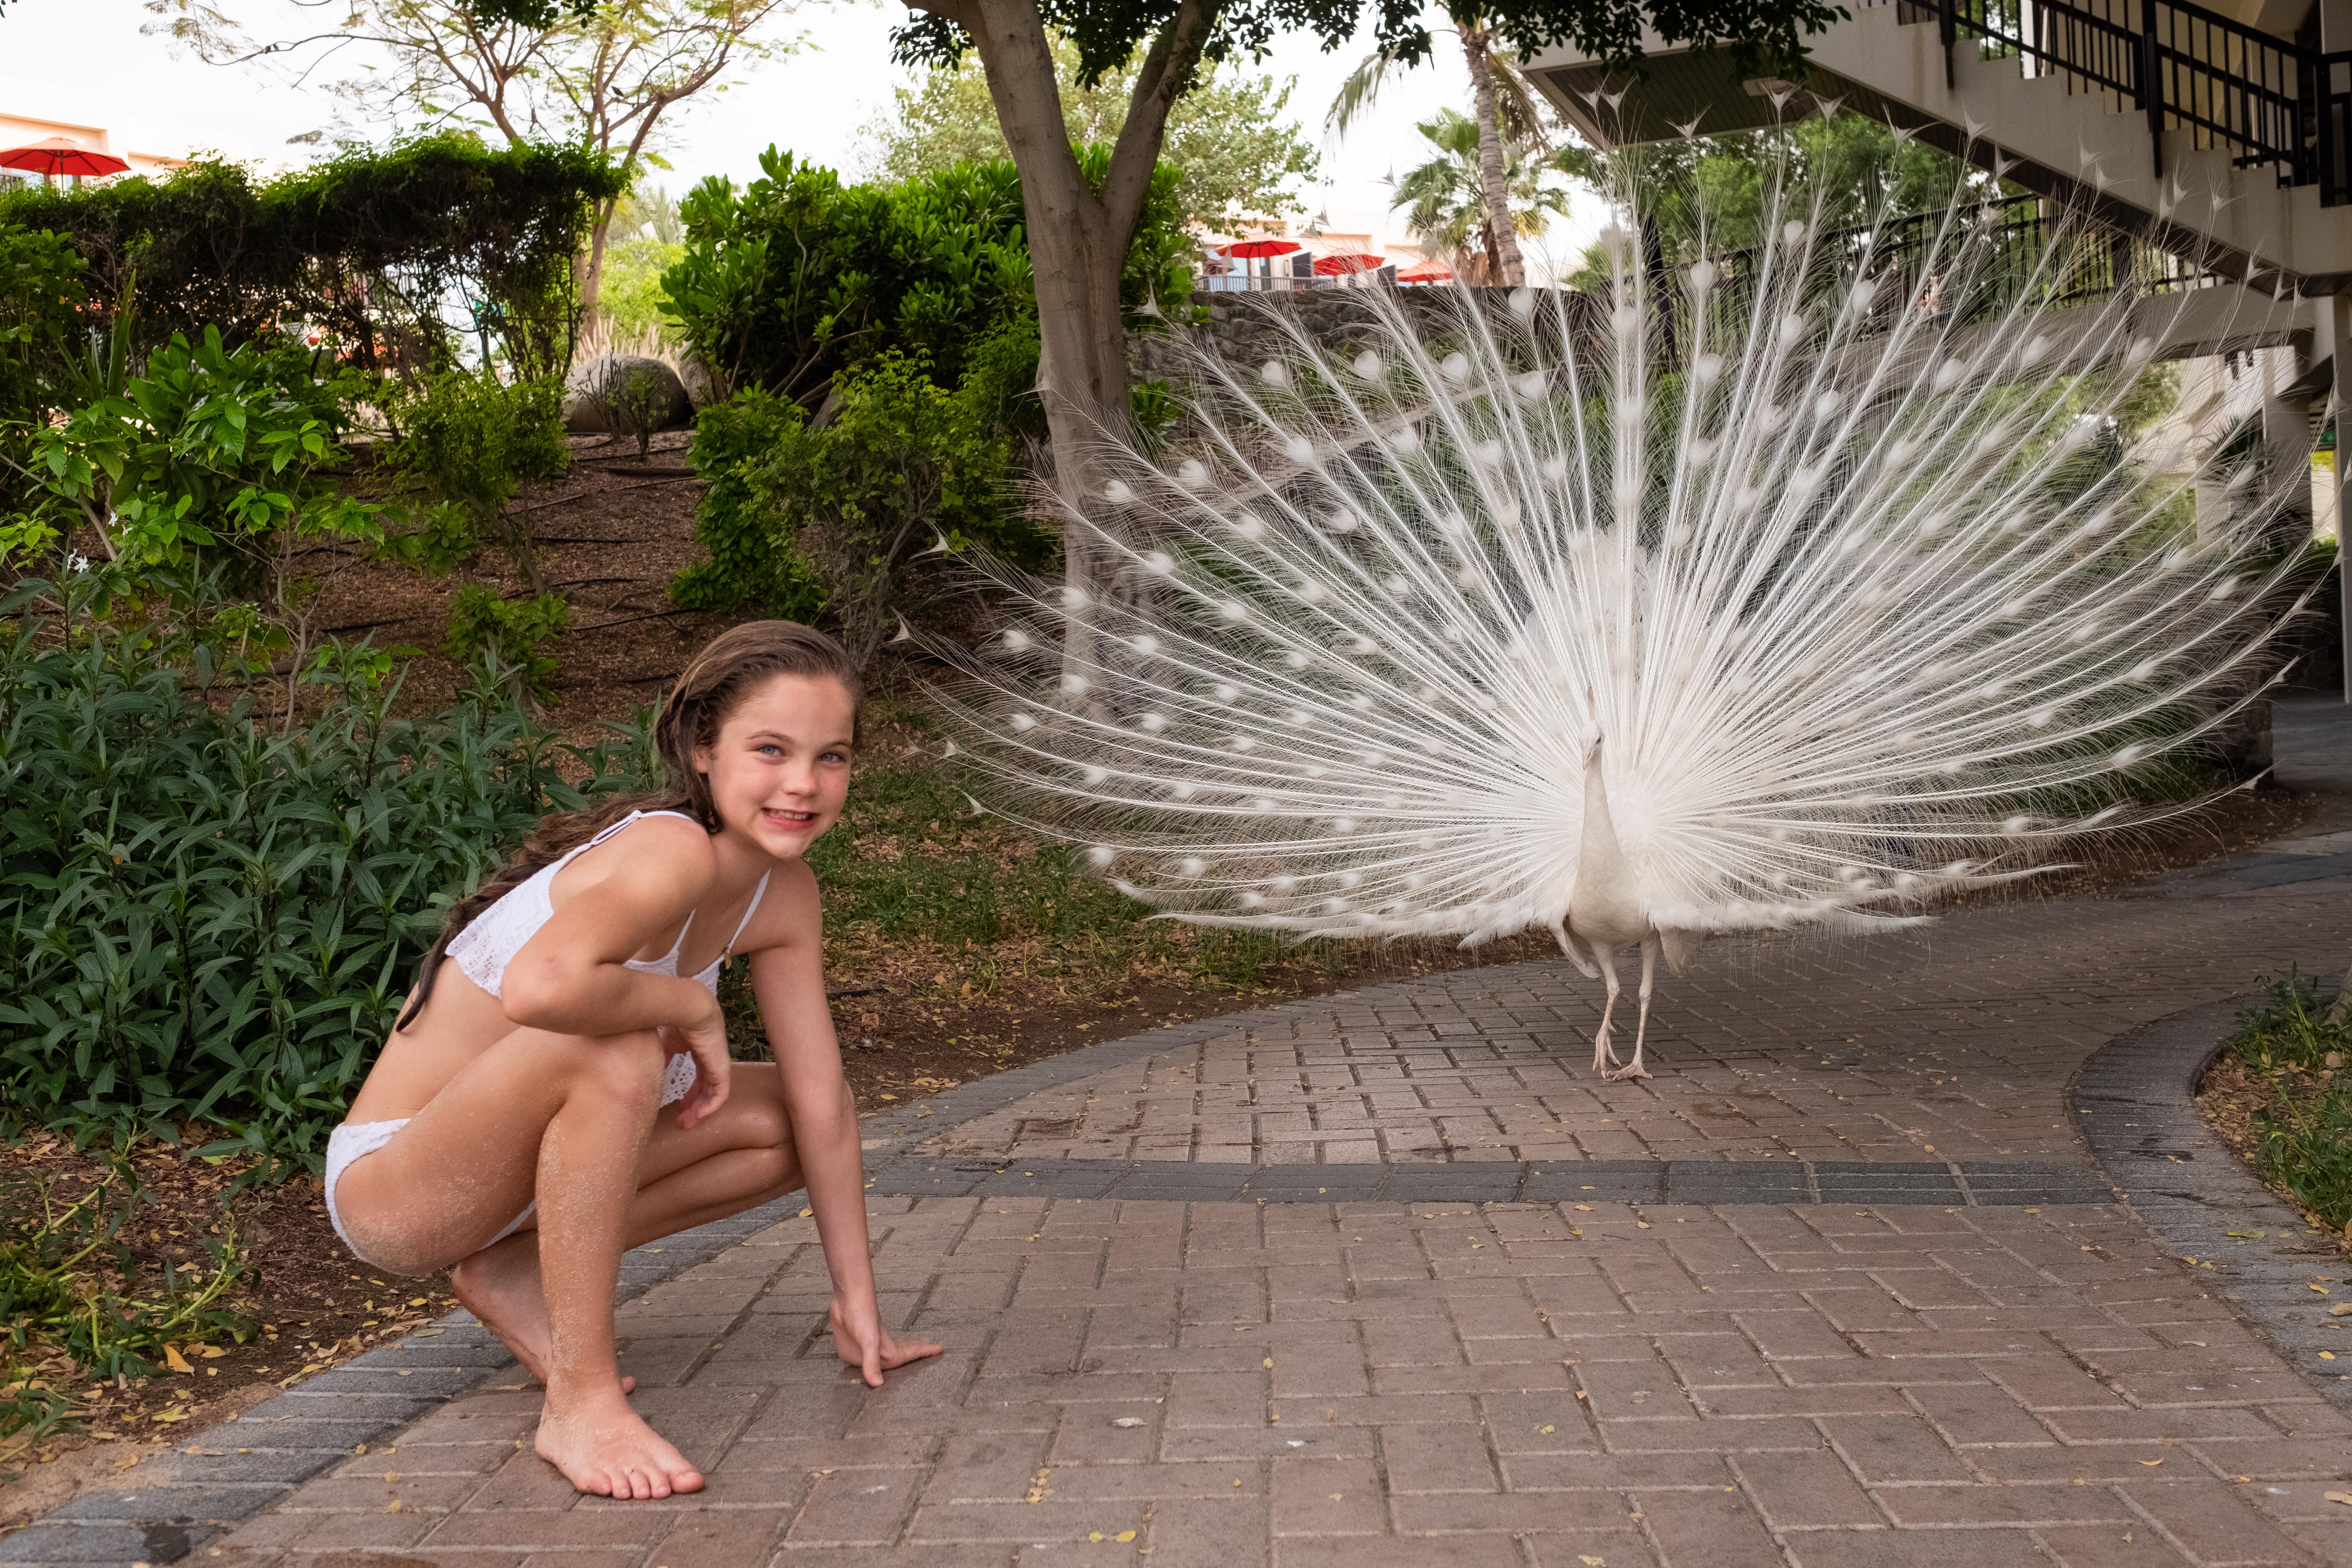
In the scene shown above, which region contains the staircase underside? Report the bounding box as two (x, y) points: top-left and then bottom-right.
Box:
(1526, 7), (2352, 295)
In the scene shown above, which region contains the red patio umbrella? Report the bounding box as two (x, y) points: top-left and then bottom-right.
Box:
(0, 138), (131, 179)
(1312, 252), (1388, 276)
(1223, 233), (1302, 259)
(1396, 258), (1454, 283)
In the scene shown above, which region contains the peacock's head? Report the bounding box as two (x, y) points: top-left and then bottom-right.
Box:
(1583, 733), (1604, 769)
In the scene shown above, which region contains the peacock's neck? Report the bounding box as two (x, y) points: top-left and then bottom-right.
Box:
(1570, 742), (1645, 938)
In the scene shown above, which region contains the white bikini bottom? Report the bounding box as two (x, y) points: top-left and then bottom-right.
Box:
(325, 1052), (699, 1270)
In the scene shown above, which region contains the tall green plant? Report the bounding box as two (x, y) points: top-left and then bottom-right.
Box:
(383, 368), (570, 592)
(0, 581), (656, 1167)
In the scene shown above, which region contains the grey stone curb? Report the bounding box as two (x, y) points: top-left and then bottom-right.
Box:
(2071, 987), (2352, 1412)
(869, 1152), (2113, 1206)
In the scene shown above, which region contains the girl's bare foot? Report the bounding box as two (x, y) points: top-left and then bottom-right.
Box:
(535, 1383), (702, 1499)
(453, 1240), (636, 1394)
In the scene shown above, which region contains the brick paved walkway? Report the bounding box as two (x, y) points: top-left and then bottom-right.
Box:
(169, 700), (2352, 1565)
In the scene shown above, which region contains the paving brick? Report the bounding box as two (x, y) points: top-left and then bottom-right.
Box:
(1732, 1448), (1883, 1527)
(1271, 1457), (1383, 1535)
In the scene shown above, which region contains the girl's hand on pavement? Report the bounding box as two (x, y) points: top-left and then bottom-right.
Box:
(829, 1296), (944, 1388)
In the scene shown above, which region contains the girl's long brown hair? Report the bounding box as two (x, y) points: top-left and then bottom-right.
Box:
(392, 621), (862, 1034)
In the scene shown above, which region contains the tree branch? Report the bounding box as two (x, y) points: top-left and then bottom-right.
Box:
(1100, 0), (1220, 239)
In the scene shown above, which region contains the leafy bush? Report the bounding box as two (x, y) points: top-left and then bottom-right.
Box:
(0, 582), (654, 1167)
(0, 226), (86, 425)
(676, 354), (1050, 653)
(444, 585), (570, 701)
(383, 368), (570, 590)
(659, 148), (1186, 408)
(2221, 975), (2352, 1234)
(0, 134), (624, 377)
(13, 328), (381, 600)
(749, 352), (1036, 658)
(671, 387), (825, 621)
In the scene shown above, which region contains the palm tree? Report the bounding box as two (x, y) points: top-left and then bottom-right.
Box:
(1392, 108), (1570, 283)
(1328, 5), (1548, 286)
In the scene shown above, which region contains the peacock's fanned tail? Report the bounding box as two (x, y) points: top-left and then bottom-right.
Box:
(930, 158), (2319, 966)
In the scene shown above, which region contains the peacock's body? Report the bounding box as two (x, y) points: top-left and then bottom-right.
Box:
(936, 156), (2314, 1079)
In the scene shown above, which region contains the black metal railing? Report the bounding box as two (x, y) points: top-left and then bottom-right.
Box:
(1875, 0), (2350, 205)
(1704, 193), (2221, 338)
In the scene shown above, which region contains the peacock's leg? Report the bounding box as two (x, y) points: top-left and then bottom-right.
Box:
(1606, 937), (1659, 1082)
(1589, 943), (1623, 1076)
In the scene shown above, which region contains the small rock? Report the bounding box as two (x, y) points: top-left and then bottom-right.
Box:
(563, 353), (690, 434)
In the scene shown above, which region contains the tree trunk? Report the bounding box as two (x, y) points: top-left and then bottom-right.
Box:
(581, 200), (616, 318)
(944, 0), (1215, 702)
(1460, 24), (1526, 288)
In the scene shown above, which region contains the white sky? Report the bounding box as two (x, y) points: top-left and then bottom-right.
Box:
(3, 0), (1601, 272)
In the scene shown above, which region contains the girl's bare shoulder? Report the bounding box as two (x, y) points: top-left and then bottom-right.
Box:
(558, 810), (720, 902)
(741, 857), (822, 953)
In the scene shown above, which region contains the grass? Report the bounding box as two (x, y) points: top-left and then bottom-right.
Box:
(2218, 973), (2352, 1237)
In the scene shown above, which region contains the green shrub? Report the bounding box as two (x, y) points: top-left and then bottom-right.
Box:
(2222, 974), (2352, 1233)
(676, 355), (1050, 656)
(671, 387), (825, 621)
(7, 327), (385, 650)
(659, 148), (1186, 409)
(750, 351), (1035, 659)
(383, 369), (570, 590)
(444, 585), (570, 701)
(0, 135), (623, 377)
(0, 581), (655, 1167)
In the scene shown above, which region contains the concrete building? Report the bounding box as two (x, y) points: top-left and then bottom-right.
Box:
(0, 74), (247, 190)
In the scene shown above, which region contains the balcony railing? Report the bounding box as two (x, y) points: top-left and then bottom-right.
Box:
(1876, 0), (2350, 205)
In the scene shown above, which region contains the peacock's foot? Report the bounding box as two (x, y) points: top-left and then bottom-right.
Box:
(1589, 1034), (1621, 1076)
(1602, 1058), (1653, 1082)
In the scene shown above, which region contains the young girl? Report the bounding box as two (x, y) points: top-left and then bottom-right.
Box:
(325, 621), (940, 1500)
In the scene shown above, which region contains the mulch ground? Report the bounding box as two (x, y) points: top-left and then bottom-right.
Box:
(0, 1131), (457, 1528)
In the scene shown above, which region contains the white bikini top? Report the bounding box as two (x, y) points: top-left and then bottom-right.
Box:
(445, 809), (770, 999)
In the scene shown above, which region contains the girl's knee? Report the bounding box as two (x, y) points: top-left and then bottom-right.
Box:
(558, 1029), (670, 1103)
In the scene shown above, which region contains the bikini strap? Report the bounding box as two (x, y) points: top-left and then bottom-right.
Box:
(719, 871), (771, 961)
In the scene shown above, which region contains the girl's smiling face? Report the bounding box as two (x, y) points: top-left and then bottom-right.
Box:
(697, 673), (857, 859)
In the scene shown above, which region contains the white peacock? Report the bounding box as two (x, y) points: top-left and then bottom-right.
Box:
(931, 158), (2317, 1081)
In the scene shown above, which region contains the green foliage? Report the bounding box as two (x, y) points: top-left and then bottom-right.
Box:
(382, 368), (570, 589)
(9, 328), (384, 629)
(444, 585), (571, 700)
(1393, 107), (1572, 266)
(1553, 115), (1989, 274)
(659, 149), (1186, 408)
(2223, 975), (2352, 1234)
(660, 150), (1034, 406)
(0, 583), (655, 1166)
(797, 748), (1342, 988)
(889, 0), (1843, 105)
(0, 1158), (255, 1459)
(871, 34), (1319, 230)
(671, 387), (826, 620)
(0, 227), (86, 423)
(595, 236), (686, 344)
(0, 134), (624, 377)
(676, 354), (1043, 652)
(744, 351), (1037, 658)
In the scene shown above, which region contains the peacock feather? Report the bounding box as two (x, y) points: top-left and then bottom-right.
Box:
(931, 153), (2318, 1078)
